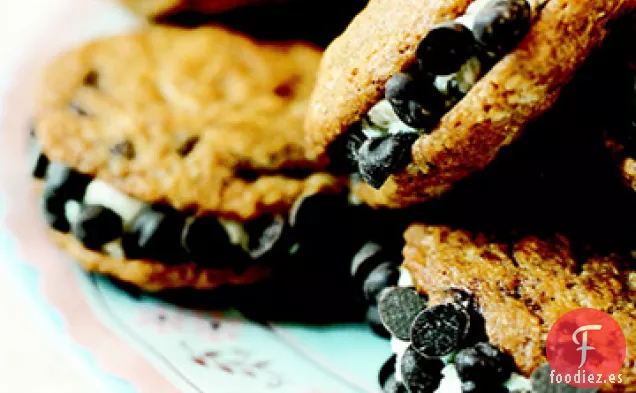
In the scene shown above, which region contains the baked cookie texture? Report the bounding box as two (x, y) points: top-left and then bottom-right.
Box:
(32, 26), (347, 291)
(120, 0), (281, 18)
(50, 230), (270, 292)
(35, 26), (337, 221)
(402, 224), (636, 391)
(306, 0), (636, 208)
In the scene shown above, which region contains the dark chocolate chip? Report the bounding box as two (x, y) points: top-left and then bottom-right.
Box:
(380, 356), (409, 393)
(290, 193), (348, 234)
(367, 305), (391, 339)
(385, 73), (421, 104)
(82, 70), (99, 87)
(29, 140), (49, 179)
(410, 303), (469, 357)
(461, 380), (509, 393)
(350, 241), (385, 281)
(32, 154), (49, 179)
(177, 135), (200, 157)
(379, 354), (397, 388)
(400, 345), (444, 393)
(181, 214), (234, 267)
(110, 140), (136, 159)
(327, 123), (367, 173)
(45, 162), (91, 201)
(123, 205), (187, 264)
(244, 214), (287, 259)
(273, 76), (300, 98)
(530, 364), (599, 393)
(358, 133), (419, 189)
(41, 189), (70, 233)
(472, 0), (532, 55)
(385, 73), (446, 129)
(378, 286), (428, 340)
(384, 374), (408, 393)
(72, 205), (123, 250)
(363, 262), (399, 304)
(416, 21), (476, 76)
(454, 342), (514, 389)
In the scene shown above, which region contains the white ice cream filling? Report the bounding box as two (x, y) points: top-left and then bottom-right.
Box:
(59, 178), (248, 260)
(390, 268), (532, 392)
(362, 0), (547, 140)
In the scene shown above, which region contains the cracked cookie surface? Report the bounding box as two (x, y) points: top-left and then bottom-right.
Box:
(35, 26), (339, 221)
(402, 224), (636, 391)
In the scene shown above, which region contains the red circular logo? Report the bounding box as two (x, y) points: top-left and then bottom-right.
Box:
(546, 308), (626, 388)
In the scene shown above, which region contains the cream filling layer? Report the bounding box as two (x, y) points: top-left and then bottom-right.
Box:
(64, 179), (247, 259)
(361, 0), (548, 140)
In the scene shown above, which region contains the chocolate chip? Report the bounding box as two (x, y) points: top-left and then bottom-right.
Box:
(454, 342), (514, 389)
(123, 205), (187, 264)
(357, 133), (419, 189)
(378, 286), (428, 340)
(41, 188), (70, 233)
(273, 75), (300, 98)
(82, 70), (99, 87)
(110, 140), (135, 159)
(351, 241), (385, 281)
(416, 22), (476, 76)
(367, 305), (391, 338)
(379, 355), (409, 393)
(363, 262), (399, 304)
(72, 205), (123, 250)
(410, 303), (469, 357)
(45, 162), (91, 201)
(29, 139), (49, 179)
(472, 0), (532, 55)
(290, 193), (348, 233)
(400, 346), (444, 393)
(244, 214), (287, 259)
(177, 135), (200, 157)
(385, 73), (445, 129)
(461, 380), (509, 393)
(327, 124), (367, 173)
(32, 154), (49, 179)
(379, 354), (397, 388)
(383, 374), (408, 393)
(181, 214), (234, 267)
(530, 364), (599, 393)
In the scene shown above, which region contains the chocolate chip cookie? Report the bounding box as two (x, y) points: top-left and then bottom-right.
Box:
(305, 0), (636, 208)
(374, 224), (635, 392)
(30, 26), (349, 292)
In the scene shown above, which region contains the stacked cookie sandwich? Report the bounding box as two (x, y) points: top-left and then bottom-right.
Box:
(30, 26), (355, 292)
(303, 1), (636, 392)
(305, 0), (636, 208)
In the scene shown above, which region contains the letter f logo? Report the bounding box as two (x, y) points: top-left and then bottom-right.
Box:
(572, 325), (602, 368)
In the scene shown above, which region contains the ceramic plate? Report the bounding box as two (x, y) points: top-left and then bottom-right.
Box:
(0, 1), (389, 392)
